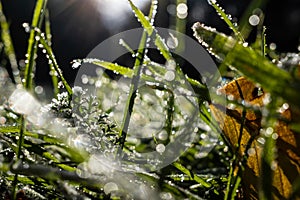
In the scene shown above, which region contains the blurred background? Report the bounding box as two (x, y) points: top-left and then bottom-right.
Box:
(1, 0), (300, 90)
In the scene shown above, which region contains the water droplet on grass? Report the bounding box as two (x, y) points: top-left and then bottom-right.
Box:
(164, 70), (175, 81)
(72, 61), (81, 69)
(270, 43), (277, 50)
(207, 0), (217, 5)
(242, 42), (248, 47)
(22, 23), (30, 32)
(35, 86), (44, 94)
(156, 144), (165, 153)
(247, 148), (256, 156)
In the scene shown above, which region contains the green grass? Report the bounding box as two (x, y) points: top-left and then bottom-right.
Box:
(0, 0), (299, 199)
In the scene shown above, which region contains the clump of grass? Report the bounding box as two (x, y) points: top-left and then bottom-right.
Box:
(0, 0), (299, 199)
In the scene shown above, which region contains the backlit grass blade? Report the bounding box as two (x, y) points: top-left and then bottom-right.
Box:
(45, 9), (59, 97)
(77, 58), (209, 100)
(127, 0), (154, 35)
(0, 1), (21, 85)
(119, 0), (159, 150)
(32, 28), (73, 97)
(23, 0), (48, 90)
(173, 162), (212, 188)
(193, 22), (300, 107)
(128, 0), (172, 61)
(208, 0), (245, 42)
(75, 58), (133, 77)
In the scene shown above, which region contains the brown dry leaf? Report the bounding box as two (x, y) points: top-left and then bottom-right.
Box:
(210, 77), (300, 199)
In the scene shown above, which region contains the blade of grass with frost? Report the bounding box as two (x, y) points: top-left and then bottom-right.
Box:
(78, 58), (209, 101)
(128, 0), (172, 61)
(208, 0), (244, 42)
(45, 9), (59, 97)
(119, 0), (159, 151)
(23, 0), (47, 90)
(32, 28), (72, 96)
(173, 162), (212, 188)
(0, 1), (21, 85)
(127, 0), (214, 122)
(128, 0), (210, 98)
(128, 0), (210, 101)
(119, 39), (135, 56)
(193, 22), (300, 107)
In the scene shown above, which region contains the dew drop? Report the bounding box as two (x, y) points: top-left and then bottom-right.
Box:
(228, 103), (236, 109)
(271, 161), (278, 170)
(207, 0), (217, 5)
(35, 86), (44, 94)
(242, 42), (249, 47)
(282, 103), (289, 110)
(158, 130), (168, 141)
(249, 15), (260, 26)
(35, 35), (40, 41)
(269, 43), (277, 51)
(257, 137), (265, 145)
(156, 144), (165, 153)
(81, 75), (89, 84)
(272, 133), (278, 140)
(164, 70), (175, 81)
(72, 61), (81, 69)
(265, 127), (273, 136)
(58, 81), (64, 88)
(247, 148), (256, 156)
(22, 23), (30, 32)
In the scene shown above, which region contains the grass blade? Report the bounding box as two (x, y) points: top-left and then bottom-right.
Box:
(32, 28), (73, 97)
(208, 0), (245, 42)
(118, 0), (159, 151)
(45, 9), (59, 97)
(0, 1), (21, 85)
(173, 162), (212, 188)
(23, 0), (47, 90)
(193, 22), (300, 107)
(77, 58), (209, 101)
(128, 0), (173, 61)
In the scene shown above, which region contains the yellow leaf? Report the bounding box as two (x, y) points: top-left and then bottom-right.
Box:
(210, 77), (300, 199)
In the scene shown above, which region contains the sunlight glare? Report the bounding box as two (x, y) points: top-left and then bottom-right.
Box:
(93, 0), (150, 30)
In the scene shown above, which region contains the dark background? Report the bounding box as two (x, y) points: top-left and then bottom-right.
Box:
(1, 0), (300, 89)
